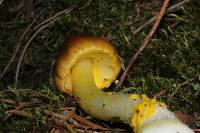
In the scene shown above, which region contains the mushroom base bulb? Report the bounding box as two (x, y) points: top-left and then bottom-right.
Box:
(55, 35), (194, 133)
(139, 119), (194, 133)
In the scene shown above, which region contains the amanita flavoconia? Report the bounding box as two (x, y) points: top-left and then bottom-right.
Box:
(55, 35), (194, 133)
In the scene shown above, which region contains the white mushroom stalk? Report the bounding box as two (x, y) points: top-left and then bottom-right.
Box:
(55, 35), (194, 133)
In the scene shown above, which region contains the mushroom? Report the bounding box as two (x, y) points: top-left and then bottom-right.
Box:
(55, 35), (194, 133)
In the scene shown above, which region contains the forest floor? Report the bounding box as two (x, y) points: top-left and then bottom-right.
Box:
(0, 0), (200, 132)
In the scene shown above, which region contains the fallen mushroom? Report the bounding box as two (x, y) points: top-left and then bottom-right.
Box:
(55, 35), (194, 133)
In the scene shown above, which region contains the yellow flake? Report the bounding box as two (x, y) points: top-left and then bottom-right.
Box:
(131, 94), (157, 132)
(107, 92), (115, 95)
(129, 94), (140, 100)
(159, 102), (167, 108)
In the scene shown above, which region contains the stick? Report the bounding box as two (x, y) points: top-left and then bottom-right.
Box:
(0, 98), (17, 104)
(132, 0), (191, 36)
(193, 128), (200, 132)
(0, 16), (38, 80)
(0, 0), (3, 5)
(33, 7), (74, 30)
(15, 22), (51, 86)
(117, 0), (169, 88)
(45, 109), (108, 130)
(2, 101), (41, 121)
(15, 7), (74, 87)
(79, 0), (93, 10)
(50, 117), (74, 133)
(3, 110), (33, 121)
(169, 76), (197, 97)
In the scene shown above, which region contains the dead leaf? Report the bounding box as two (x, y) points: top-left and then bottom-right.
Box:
(175, 112), (196, 128)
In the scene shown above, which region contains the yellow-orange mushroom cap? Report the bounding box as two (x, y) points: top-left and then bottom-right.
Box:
(55, 35), (121, 94)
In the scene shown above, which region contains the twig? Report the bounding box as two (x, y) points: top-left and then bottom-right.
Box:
(79, 0), (93, 10)
(15, 22), (51, 86)
(0, 16), (38, 80)
(15, 7), (74, 87)
(50, 117), (75, 133)
(0, 98), (17, 105)
(50, 59), (55, 77)
(117, 0), (169, 88)
(16, 101), (42, 110)
(44, 109), (75, 122)
(132, 0), (191, 36)
(0, 88), (60, 102)
(193, 128), (200, 132)
(135, 0), (141, 21)
(175, 112), (196, 124)
(71, 112), (108, 130)
(2, 101), (41, 121)
(153, 89), (167, 98)
(169, 76), (197, 98)
(3, 110), (33, 121)
(1, 97), (107, 131)
(166, 0), (190, 12)
(101, 123), (115, 133)
(45, 109), (108, 131)
(33, 7), (74, 30)
(0, 0), (3, 5)
(17, 88), (49, 98)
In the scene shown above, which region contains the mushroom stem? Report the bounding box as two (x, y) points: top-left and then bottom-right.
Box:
(71, 58), (135, 123)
